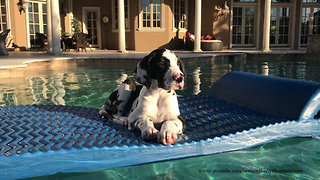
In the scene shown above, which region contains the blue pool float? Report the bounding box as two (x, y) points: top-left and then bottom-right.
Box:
(0, 71), (319, 179)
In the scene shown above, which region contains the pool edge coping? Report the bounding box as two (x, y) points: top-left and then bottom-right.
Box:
(0, 50), (309, 70)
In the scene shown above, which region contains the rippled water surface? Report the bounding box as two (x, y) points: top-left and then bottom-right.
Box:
(1, 56), (319, 179)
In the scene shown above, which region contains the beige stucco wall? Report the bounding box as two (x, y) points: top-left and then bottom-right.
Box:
(203, 0), (231, 48)
(7, 0), (309, 51)
(133, 0), (186, 51)
(71, 0), (136, 50)
(9, 0), (28, 49)
(66, 0), (234, 51)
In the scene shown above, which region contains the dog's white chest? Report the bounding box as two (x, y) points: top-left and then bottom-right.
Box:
(129, 87), (180, 124)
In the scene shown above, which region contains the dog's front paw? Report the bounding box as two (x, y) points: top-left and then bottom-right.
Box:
(158, 131), (177, 145)
(141, 127), (159, 141)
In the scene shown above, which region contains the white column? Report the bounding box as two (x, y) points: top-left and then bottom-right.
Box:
(50, 0), (62, 55)
(46, 0), (52, 53)
(194, 0), (202, 52)
(118, 0), (127, 53)
(262, 0), (271, 52)
(67, 0), (73, 34)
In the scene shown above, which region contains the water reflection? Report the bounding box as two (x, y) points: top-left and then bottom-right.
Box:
(261, 62), (269, 75)
(0, 57), (319, 108)
(192, 67), (201, 95)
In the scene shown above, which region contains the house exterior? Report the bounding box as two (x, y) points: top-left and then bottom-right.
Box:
(1, 0), (320, 52)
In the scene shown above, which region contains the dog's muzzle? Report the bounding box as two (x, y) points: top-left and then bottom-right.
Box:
(174, 73), (184, 82)
(173, 73), (184, 89)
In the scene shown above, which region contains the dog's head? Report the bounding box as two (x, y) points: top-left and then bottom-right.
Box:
(134, 49), (185, 90)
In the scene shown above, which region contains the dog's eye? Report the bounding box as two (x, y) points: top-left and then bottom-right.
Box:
(159, 61), (165, 67)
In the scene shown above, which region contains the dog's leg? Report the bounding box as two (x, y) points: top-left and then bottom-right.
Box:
(158, 118), (184, 145)
(133, 118), (159, 141)
(112, 115), (128, 126)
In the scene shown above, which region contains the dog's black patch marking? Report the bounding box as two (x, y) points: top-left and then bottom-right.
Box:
(107, 90), (119, 103)
(143, 75), (148, 81)
(136, 77), (141, 83)
(116, 77), (143, 116)
(135, 48), (186, 90)
(112, 100), (123, 115)
(136, 53), (153, 88)
(123, 85), (143, 116)
(136, 48), (172, 89)
(150, 55), (171, 89)
(103, 90), (119, 116)
(124, 78), (137, 91)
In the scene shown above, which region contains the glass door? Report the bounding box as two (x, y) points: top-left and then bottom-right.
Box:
(83, 8), (101, 48)
(300, 6), (320, 47)
(232, 1), (257, 47)
(0, 0), (7, 31)
(27, 1), (47, 47)
(270, 6), (290, 46)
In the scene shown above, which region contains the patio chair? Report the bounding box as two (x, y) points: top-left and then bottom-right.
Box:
(61, 36), (76, 52)
(72, 33), (92, 52)
(36, 32), (48, 52)
(0, 29), (10, 55)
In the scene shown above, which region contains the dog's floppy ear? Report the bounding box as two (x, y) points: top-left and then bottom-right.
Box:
(134, 54), (152, 88)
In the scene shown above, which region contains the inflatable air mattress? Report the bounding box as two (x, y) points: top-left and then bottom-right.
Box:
(0, 72), (319, 179)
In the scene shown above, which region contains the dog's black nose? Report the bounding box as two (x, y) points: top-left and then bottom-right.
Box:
(173, 73), (184, 82)
(176, 77), (183, 83)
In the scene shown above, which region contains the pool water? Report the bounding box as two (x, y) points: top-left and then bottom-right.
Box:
(1, 56), (319, 179)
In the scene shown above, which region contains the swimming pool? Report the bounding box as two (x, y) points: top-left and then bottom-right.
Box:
(1, 54), (320, 179)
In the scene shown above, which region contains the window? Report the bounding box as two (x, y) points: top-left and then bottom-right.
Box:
(232, 7), (242, 45)
(140, 0), (162, 29)
(300, 2), (320, 46)
(234, 0), (255, 2)
(232, 0), (258, 47)
(303, 0), (320, 2)
(270, 7), (290, 45)
(86, 11), (98, 45)
(82, 7), (101, 48)
(269, 0), (293, 47)
(173, 0), (187, 30)
(112, 0), (130, 30)
(0, 0), (7, 31)
(271, 0), (290, 2)
(232, 7), (255, 45)
(28, 1), (47, 46)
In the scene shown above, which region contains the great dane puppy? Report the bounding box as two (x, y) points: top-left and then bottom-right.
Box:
(100, 48), (185, 145)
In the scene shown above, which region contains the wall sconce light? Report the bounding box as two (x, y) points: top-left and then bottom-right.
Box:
(102, 16), (109, 24)
(214, 1), (230, 20)
(17, 0), (28, 14)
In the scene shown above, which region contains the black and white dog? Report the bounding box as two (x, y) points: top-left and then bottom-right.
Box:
(99, 49), (185, 145)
